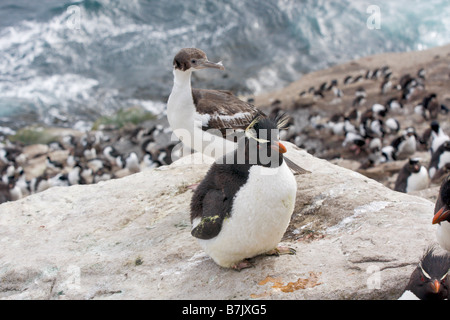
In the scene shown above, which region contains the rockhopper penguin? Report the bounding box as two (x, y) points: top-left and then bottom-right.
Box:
(394, 158), (429, 193)
(190, 115), (297, 270)
(432, 174), (450, 252)
(398, 246), (450, 300)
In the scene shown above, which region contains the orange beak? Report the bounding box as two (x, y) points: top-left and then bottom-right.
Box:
(271, 141), (287, 154)
(432, 207), (450, 224)
(430, 280), (441, 294)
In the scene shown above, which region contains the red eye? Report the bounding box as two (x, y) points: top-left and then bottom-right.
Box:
(420, 276), (425, 282)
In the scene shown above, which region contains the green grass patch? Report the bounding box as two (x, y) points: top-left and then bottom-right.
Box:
(92, 107), (156, 130)
(9, 127), (58, 146)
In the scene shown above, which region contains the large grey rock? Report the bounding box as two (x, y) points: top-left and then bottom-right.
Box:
(0, 143), (439, 300)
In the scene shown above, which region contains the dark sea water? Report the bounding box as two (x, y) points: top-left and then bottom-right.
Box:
(0, 0), (449, 130)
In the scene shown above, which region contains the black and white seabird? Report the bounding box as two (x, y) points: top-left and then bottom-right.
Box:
(429, 141), (450, 179)
(385, 117), (400, 134)
(429, 121), (450, 155)
(432, 175), (450, 252)
(432, 163), (450, 185)
(45, 156), (64, 171)
(386, 98), (403, 113)
(103, 145), (121, 166)
(390, 127), (417, 160)
(0, 182), (12, 204)
(381, 145), (397, 163)
(394, 158), (429, 193)
(190, 115), (297, 270)
(167, 48), (308, 175)
(68, 165), (86, 185)
(116, 152), (141, 173)
(398, 246), (450, 300)
(380, 78), (392, 94)
(367, 137), (383, 165)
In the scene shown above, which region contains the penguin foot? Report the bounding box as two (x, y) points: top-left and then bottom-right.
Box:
(265, 246), (296, 256)
(187, 183), (200, 191)
(231, 260), (254, 271)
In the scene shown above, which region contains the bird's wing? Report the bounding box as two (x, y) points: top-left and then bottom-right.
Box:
(394, 168), (408, 193)
(192, 89), (311, 175)
(190, 188), (230, 240)
(192, 88), (264, 132)
(190, 164), (249, 240)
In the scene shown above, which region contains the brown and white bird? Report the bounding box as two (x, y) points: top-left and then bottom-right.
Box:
(166, 48), (308, 174)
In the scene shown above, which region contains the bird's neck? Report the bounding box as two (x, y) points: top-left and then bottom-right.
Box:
(167, 68), (237, 161)
(167, 69), (196, 129)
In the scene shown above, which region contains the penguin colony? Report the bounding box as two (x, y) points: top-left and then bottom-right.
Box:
(0, 47), (449, 299)
(0, 123), (176, 203)
(284, 63), (450, 193)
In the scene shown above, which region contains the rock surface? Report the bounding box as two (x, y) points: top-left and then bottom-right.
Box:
(0, 143), (441, 300)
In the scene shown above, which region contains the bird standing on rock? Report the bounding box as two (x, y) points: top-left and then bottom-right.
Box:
(432, 174), (450, 252)
(394, 158), (429, 193)
(166, 48), (308, 175)
(190, 115), (297, 270)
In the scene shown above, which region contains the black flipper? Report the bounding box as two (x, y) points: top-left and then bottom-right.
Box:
(191, 189), (230, 240)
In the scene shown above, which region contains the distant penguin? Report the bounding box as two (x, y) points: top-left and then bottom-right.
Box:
(45, 156), (64, 171)
(8, 181), (22, 201)
(386, 98), (403, 113)
(83, 147), (97, 161)
(15, 168), (30, 197)
(429, 121), (450, 155)
(0, 182), (12, 204)
(372, 103), (387, 118)
(423, 93), (440, 120)
(352, 96), (366, 107)
(385, 118), (400, 134)
(367, 138), (383, 165)
(417, 68), (426, 79)
(355, 87), (366, 98)
(117, 152), (141, 173)
(432, 174), (450, 252)
(432, 163), (450, 185)
(48, 173), (69, 188)
(429, 141), (450, 179)
(190, 115), (297, 270)
(326, 113), (345, 136)
(391, 127), (417, 160)
(343, 75), (353, 85)
(398, 246), (450, 300)
(380, 79), (392, 94)
(381, 145), (397, 163)
(342, 131), (366, 154)
(68, 165), (85, 185)
(394, 158), (429, 193)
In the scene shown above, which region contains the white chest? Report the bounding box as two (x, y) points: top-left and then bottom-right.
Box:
(406, 167), (429, 193)
(196, 162), (297, 267)
(436, 221), (450, 252)
(438, 151), (450, 170)
(398, 136), (416, 155)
